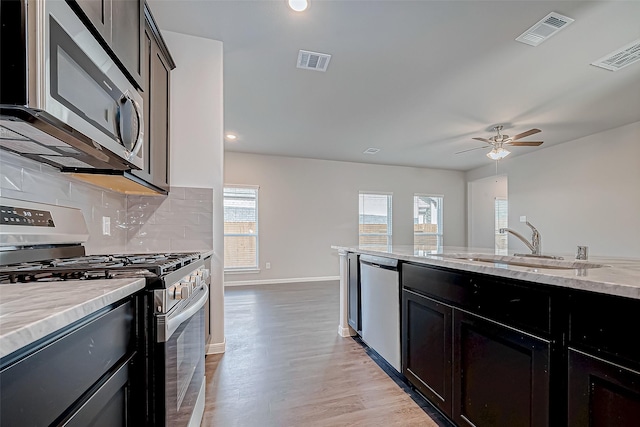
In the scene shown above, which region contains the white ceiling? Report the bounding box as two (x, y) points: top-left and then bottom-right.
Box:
(148, 0), (640, 171)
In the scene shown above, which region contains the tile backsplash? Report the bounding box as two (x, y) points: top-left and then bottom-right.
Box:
(0, 151), (213, 254)
(126, 187), (213, 253)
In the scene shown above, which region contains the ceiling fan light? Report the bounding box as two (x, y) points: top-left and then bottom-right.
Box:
(486, 147), (511, 160)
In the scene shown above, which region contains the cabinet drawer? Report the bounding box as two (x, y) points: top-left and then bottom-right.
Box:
(0, 300), (134, 427)
(402, 263), (552, 336)
(474, 278), (552, 336)
(403, 263), (474, 306)
(569, 292), (640, 367)
(63, 356), (132, 427)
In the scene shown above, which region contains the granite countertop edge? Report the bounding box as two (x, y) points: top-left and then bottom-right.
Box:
(0, 278), (146, 359)
(333, 245), (640, 300)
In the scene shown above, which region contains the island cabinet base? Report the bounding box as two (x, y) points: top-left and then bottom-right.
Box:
(452, 311), (550, 427)
(568, 349), (640, 427)
(402, 262), (561, 427)
(402, 289), (453, 417)
(399, 261), (640, 427)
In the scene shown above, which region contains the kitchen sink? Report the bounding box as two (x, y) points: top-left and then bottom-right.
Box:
(442, 254), (607, 270)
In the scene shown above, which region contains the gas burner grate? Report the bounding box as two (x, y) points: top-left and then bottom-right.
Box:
(0, 252), (201, 283)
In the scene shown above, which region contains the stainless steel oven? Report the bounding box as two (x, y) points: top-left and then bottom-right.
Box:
(0, 0), (144, 171)
(150, 261), (210, 427)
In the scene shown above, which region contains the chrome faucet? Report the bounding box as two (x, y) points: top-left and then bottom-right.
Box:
(500, 221), (540, 256)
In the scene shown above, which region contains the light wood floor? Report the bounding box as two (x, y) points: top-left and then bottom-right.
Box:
(200, 281), (440, 427)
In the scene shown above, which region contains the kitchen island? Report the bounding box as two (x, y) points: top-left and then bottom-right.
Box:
(333, 246), (640, 427)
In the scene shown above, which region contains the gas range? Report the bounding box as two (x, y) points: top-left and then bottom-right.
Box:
(0, 196), (209, 427)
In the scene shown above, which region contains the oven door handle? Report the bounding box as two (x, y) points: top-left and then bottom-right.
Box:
(157, 284), (209, 343)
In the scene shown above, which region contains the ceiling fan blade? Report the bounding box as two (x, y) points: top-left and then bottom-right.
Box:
(455, 146), (489, 154)
(511, 128), (541, 141)
(507, 141), (543, 146)
(472, 137), (493, 144)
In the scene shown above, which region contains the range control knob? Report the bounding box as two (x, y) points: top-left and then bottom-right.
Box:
(189, 274), (201, 288)
(172, 282), (191, 300)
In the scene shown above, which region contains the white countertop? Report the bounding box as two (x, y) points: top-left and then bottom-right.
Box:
(0, 278), (145, 359)
(333, 245), (640, 300)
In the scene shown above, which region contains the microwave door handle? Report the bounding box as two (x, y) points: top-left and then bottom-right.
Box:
(117, 93), (144, 160)
(129, 97), (144, 159)
(157, 284), (209, 343)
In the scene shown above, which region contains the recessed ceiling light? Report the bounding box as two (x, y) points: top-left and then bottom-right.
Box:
(225, 134), (237, 141)
(288, 0), (308, 12)
(363, 148), (380, 155)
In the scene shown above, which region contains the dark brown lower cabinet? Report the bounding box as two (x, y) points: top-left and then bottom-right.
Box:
(453, 311), (550, 427)
(402, 289), (453, 417)
(399, 262), (640, 427)
(0, 298), (141, 426)
(347, 252), (361, 334)
(568, 348), (640, 427)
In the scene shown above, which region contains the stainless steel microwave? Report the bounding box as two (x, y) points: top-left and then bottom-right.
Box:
(0, 0), (144, 172)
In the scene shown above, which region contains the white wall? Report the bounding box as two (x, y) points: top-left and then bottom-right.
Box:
(224, 153), (467, 284)
(163, 31), (225, 352)
(466, 121), (640, 257)
(468, 175), (507, 249)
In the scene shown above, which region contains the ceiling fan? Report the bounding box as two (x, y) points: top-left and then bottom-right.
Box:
(456, 125), (543, 159)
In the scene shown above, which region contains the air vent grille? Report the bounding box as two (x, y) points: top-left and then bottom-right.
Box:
(297, 50), (331, 72)
(591, 39), (640, 71)
(516, 12), (574, 47)
(363, 148), (380, 155)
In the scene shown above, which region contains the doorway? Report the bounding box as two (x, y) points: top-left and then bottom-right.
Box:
(468, 175), (508, 251)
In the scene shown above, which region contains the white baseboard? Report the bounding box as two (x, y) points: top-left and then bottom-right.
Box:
(224, 275), (340, 287)
(206, 338), (226, 354)
(338, 325), (356, 337)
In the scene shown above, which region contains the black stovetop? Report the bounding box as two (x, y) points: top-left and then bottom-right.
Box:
(0, 252), (201, 284)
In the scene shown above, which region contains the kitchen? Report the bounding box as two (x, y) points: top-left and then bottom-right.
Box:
(1, 0), (639, 426)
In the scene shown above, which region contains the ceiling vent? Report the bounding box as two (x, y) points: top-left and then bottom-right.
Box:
(515, 12), (574, 47)
(363, 148), (380, 155)
(297, 50), (331, 72)
(591, 39), (640, 71)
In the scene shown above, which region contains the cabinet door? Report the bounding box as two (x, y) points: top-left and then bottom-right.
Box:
(347, 253), (360, 333)
(149, 38), (171, 189)
(74, 0), (112, 43)
(402, 289), (453, 417)
(568, 349), (640, 427)
(132, 18), (170, 192)
(453, 311), (550, 427)
(111, 0), (144, 88)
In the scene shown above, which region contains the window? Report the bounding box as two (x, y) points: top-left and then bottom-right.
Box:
(413, 195), (443, 251)
(495, 197), (508, 254)
(359, 192), (392, 250)
(223, 186), (258, 271)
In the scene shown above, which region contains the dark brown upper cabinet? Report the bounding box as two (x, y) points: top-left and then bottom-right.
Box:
(72, 0), (144, 90)
(131, 4), (176, 193)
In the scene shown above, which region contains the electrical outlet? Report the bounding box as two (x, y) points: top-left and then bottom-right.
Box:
(102, 216), (111, 236)
(520, 216), (527, 223)
(266, 262), (271, 269)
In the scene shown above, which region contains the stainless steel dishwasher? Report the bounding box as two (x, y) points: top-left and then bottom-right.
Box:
(359, 255), (401, 372)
